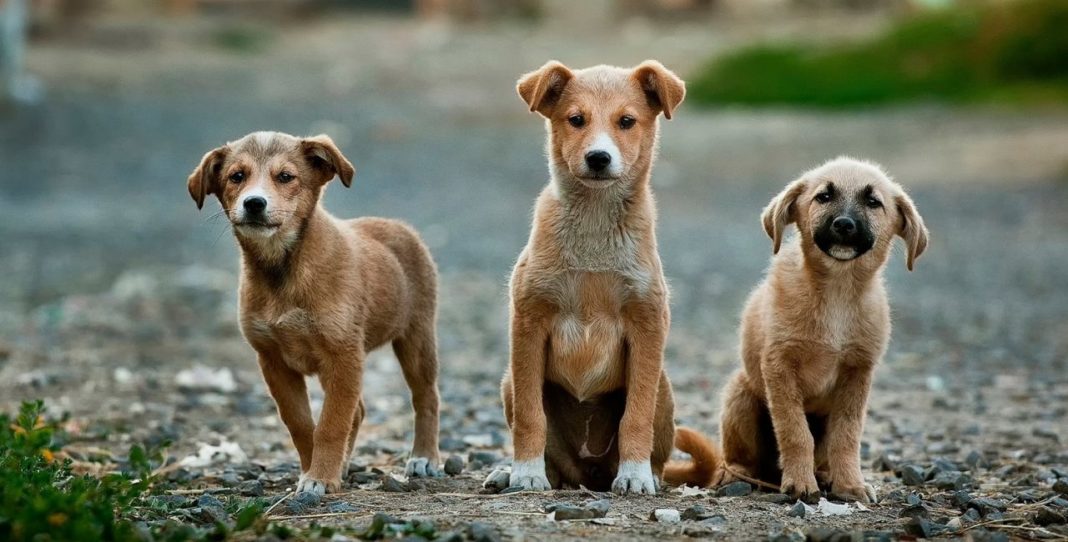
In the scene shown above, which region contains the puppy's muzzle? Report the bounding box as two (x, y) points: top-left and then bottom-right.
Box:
(585, 151), (612, 173)
(244, 196), (267, 215)
(815, 214), (874, 261)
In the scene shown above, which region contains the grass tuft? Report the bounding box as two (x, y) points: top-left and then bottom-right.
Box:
(689, 0), (1068, 108)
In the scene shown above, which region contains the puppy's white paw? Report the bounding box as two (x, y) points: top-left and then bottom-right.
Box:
(508, 458), (551, 491)
(295, 475), (329, 497)
(405, 456), (441, 478)
(482, 466), (512, 490)
(612, 460), (657, 495)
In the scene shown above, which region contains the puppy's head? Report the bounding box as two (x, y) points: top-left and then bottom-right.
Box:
(187, 131), (354, 244)
(517, 60), (684, 189)
(762, 157), (929, 271)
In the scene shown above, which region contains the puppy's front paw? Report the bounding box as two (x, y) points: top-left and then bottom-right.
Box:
(831, 482), (876, 504)
(296, 474), (340, 496)
(780, 470), (820, 503)
(405, 456), (442, 478)
(611, 460), (657, 495)
(508, 458), (551, 491)
(482, 466), (512, 490)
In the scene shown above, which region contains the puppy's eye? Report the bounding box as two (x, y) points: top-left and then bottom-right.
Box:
(815, 191), (833, 203)
(619, 115), (636, 129)
(568, 114), (585, 128)
(278, 172), (294, 183)
(229, 171), (245, 183)
(866, 196), (883, 209)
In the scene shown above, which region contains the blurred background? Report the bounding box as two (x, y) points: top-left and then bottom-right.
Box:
(0, 0), (1066, 472)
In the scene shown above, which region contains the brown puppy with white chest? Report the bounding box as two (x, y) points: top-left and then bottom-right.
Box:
(717, 157), (928, 502)
(187, 131), (442, 495)
(483, 60), (717, 494)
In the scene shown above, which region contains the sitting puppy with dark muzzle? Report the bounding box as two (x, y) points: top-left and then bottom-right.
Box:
(716, 157), (928, 503)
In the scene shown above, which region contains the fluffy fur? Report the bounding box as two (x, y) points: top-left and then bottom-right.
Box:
(717, 157), (928, 503)
(187, 131), (442, 495)
(486, 60), (710, 495)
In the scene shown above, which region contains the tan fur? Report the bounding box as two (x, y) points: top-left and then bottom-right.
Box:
(497, 60), (705, 494)
(717, 157), (928, 503)
(663, 427), (721, 487)
(187, 131), (441, 494)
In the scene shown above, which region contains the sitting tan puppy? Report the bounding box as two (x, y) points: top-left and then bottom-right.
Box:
(483, 60), (718, 495)
(187, 131), (441, 495)
(718, 157), (928, 503)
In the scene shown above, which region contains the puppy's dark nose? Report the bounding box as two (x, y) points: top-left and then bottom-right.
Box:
(832, 216), (857, 235)
(243, 196), (267, 214)
(585, 150), (612, 172)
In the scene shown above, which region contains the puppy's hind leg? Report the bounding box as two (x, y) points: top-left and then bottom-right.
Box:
(393, 322), (442, 477)
(719, 371), (769, 487)
(342, 397), (366, 478)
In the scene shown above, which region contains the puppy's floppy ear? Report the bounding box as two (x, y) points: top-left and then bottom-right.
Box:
(187, 146), (228, 210)
(517, 61), (573, 117)
(761, 178), (807, 254)
(302, 135), (355, 187)
(895, 191), (929, 271)
(633, 60), (686, 120)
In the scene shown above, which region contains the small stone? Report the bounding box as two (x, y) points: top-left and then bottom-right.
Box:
(715, 481), (752, 497)
(904, 517), (946, 538)
(965, 450), (990, 470)
(1054, 479), (1068, 495)
(444, 455), (465, 476)
(969, 497), (1007, 516)
(898, 504), (928, 520)
(220, 471), (241, 487)
(379, 475), (410, 493)
(466, 522), (501, 542)
(327, 502), (359, 514)
(871, 453), (897, 472)
(147, 495), (191, 508)
(467, 451), (500, 470)
(1034, 506), (1066, 526)
(900, 464), (926, 486)
(786, 502), (807, 518)
(238, 480), (264, 496)
(439, 437), (467, 452)
(905, 492), (923, 506)
(1015, 489), (1042, 503)
(952, 490), (973, 509)
(549, 500), (610, 520)
(932, 471), (970, 490)
(681, 504), (717, 521)
(755, 493), (794, 504)
(196, 494), (225, 509)
(962, 508), (981, 523)
(651, 508), (681, 524)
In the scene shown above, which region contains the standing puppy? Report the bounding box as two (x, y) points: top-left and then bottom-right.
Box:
(718, 157), (928, 503)
(485, 60), (716, 495)
(187, 131), (442, 495)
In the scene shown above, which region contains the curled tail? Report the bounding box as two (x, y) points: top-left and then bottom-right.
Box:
(662, 426), (721, 488)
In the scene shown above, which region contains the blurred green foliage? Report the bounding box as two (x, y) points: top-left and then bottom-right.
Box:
(0, 401), (267, 542)
(690, 0), (1068, 107)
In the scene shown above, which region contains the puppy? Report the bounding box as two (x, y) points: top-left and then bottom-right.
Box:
(483, 60), (717, 495)
(187, 131), (442, 495)
(717, 157), (928, 503)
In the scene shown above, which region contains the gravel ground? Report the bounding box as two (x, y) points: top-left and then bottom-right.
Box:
(1, 12), (1067, 541)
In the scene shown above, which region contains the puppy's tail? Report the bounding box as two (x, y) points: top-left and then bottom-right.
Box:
(662, 426), (721, 488)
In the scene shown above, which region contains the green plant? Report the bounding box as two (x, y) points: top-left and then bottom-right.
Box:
(0, 401), (267, 542)
(690, 0), (1068, 108)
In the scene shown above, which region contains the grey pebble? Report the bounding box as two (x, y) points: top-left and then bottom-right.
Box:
(327, 502), (359, 514)
(1034, 506), (1066, 526)
(379, 475), (410, 493)
(716, 481), (752, 497)
(681, 504), (718, 521)
(786, 502), (807, 518)
(900, 464), (926, 486)
(466, 522), (502, 542)
(444, 455), (465, 476)
(238, 480), (264, 497)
